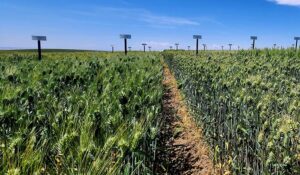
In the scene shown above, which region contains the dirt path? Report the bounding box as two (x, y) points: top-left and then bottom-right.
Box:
(156, 64), (214, 175)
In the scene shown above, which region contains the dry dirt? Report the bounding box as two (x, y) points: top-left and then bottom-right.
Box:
(155, 64), (215, 175)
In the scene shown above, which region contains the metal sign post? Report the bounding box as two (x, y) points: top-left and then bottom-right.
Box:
(128, 47), (132, 51)
(111, 45), (114, 53)
(188, 46), (190, 51)
(32, 36), (47, 60)
(148, 46), (151, 51)
(221, 46), (224, 51)
(229, 44), (233, 51)
(120, 34), (131, 55)
(294, 37), (300, 51)
(203, 44), (206, 51)
(175, 43), (179, 50)
(251, 36), (257, 50)
(170, 46), (173, 50)
(142, 43), (147, 52)
(273, 44), (276, 49)
(193, 35), (202, 55)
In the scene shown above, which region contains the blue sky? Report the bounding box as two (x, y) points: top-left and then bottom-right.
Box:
(1, 0), (300, 50)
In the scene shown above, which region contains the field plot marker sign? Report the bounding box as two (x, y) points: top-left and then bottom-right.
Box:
(294, 37), (300, 51)
(120, 34), (131, 55)
(32, 36), (47, 60)
(193, 35), (202, 55)
(229, 44), (233, 51)
(175, 43), (179, 50)
(203, 44), (206, 51)
(148, 46), (152, 51)
(251, 36), (257, 50)
(111, 45), (114, 53)
(142, 43), (147, 52)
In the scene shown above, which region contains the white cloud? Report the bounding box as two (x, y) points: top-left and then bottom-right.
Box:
(69, 7), (200, 27)
(142, 14), (199, 26)
(269, 0), (300, 6)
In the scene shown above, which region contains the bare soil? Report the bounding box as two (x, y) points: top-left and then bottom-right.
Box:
(155, 64), (214, 175)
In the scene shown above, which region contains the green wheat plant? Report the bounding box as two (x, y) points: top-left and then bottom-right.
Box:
(163, 49), (300, 175)
(0, 51), (163, 175)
